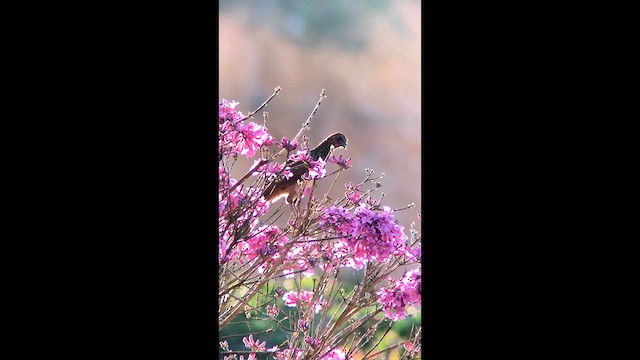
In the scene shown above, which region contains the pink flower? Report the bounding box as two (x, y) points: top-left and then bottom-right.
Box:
(304, 156), (327, 180)
(266, 304), (280, 318)
(232, 122), (275, 158)
(320, 348), (349, 360)
(273, 348), (303, 360)
(218, 99), (275, 158)
(403, 341), (420, 353)
(251, 160), (290, 178)
(406, 244), (421, 261)
(319, 206), (353, 237)
(282, 290), (314, 308)
(376, 268), (422, 321)
(319, 205), (409, 269)
(233, 355), (256, 360)
(298, 290), (313, 303)
(219, 99), (243, 123)
(279, 136), (298, 151)
(288, 149), (312, 163)
(345, 182), (361, 205)
(283, 291), (299, 307)
(237, 225), (286, 263)
(305, 336), (321, 349)
(312, 297), (327, 314)
(328, 154), (352, 170)
(242, 334), (266, 352)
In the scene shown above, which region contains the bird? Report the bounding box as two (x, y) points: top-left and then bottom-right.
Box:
(263, 132), (348, 204)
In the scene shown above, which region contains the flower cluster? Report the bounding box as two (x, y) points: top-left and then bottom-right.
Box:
(218, 182), (272, 264)
(344, 181), (361, 205)
(319, 204), (409, 269)
(285, 147), (328, 181)
(219, 99), (274, 158)
(376, 268), (422, 321)
(282, 290), (311, 306)
(218, 94), (421, 359)
(304, 156), (327, 180)
(236, 225), (287, 264)
(281, 236), (325, 278)
(282, 289), (327, 313)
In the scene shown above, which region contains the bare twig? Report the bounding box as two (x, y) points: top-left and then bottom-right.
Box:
(240, 86), (281, 121)
(272, 89), (327, 162)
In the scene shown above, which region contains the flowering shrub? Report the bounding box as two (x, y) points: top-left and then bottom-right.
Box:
(219, 88), (422, 359)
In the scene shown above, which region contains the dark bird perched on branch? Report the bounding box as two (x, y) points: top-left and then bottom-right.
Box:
(263, 132), (348, 204)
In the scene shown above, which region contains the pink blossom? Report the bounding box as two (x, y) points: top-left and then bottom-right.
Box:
(403, 341), (420, 353)
(273, 348), (303, 360)
(328, 154), (352, 170)
(288, 149), (312, 163)
(218, 100), (275, 158)
(305, 336), (321, 349)
(282, 290), (315, 308)
(232, 122), (275, 158)
(219, 179), (278, 265)
(376, 268), (422, 321)
(319, 206), (353, 237)
(237, 225), (286, 263)
(229, 355), (256, 360)
(406, 244), (421, 261)
(298, 290), (313, 303)
(320, 205), (409, 269)
(320, 348), (350, 360)
(303, 156), (327, 180)
(312, 297), (327, 314)
(283, 291), (299, 307)
(282, 239), (323, 278)
(345, 182), (361, 205)
(251, 160), (293, 180)
(279, 136), (298, 151)
(266, 304), (280, 318)
(242, 334), (266, 352)
(219, 99), (243, 123)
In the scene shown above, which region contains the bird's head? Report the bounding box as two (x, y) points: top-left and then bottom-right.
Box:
(328, 132), (348, 149)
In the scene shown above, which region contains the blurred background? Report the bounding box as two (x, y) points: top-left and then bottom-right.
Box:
(219, 0), (421, 232)
(219, 1), (421, 358)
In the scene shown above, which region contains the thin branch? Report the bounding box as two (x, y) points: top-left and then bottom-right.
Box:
(272, 89), (327, 162)
(240, 86), (281, 121)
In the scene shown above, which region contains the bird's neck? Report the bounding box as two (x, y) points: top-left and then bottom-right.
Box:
(310, 142), (334, 161)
